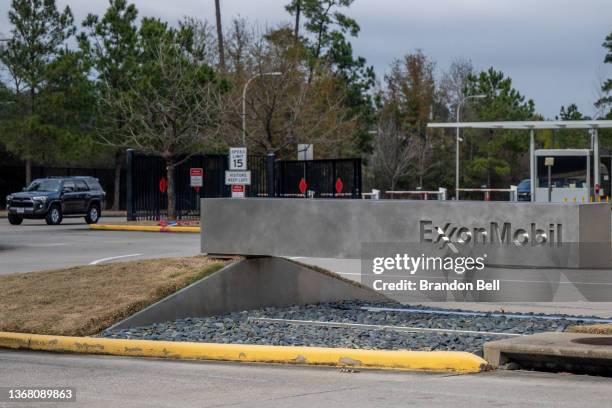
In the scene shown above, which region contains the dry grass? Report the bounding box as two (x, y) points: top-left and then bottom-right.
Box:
(568, 324), (612, 335)
(0, 256), (227, 336)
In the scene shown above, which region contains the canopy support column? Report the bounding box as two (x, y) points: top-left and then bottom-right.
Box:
(592, 128), (600, 197)
(530, 128), (535, 202)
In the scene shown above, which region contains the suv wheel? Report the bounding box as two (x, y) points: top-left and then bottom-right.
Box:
(85, 204), (100, 224)
(8, 213), (23, 225)
(45, 205), (63, 225)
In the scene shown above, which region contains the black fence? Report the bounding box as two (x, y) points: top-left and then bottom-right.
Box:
(127, 152), (270, 220)
(275, 158), (361, 199)
(127, 150), (362, 221)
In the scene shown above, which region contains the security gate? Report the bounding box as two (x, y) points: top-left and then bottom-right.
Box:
(275, 158), (362, 199)
(126, 150), (362, 220)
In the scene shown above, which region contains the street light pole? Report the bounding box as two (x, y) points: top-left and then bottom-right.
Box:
(455, 94), (485, 200)
(242, 71), (282, 147)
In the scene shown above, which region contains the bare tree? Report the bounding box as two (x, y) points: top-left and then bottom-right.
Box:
(224, 17), (254, 78)
(370, 119), (414, 190)
(440, 57), (474, 119)
(384, 51), (439, 187)
(180, 17), (218, 65)
(101, 32), (224, 219)
(222, 26), (356, 157)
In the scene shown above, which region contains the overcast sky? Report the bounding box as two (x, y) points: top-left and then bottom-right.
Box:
(1, 0), (610, 118)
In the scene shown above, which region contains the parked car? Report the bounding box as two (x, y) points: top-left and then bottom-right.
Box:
(5, 176), (106, 225)
(517, 179), (531, 201)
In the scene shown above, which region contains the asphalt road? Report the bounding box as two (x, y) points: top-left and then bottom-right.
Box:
(0, 349), (611, 408)
(0, 216), (200, 275)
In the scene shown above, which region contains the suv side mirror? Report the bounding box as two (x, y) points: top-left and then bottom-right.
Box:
(63, 186), (74, 193)
(22, 187), (26, 191)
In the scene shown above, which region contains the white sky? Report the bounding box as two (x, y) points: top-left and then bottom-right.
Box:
(1, 0), (611, 118)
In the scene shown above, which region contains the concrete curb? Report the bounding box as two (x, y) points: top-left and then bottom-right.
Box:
(0, 332), (488, 373)
(90, 224), (200, 233)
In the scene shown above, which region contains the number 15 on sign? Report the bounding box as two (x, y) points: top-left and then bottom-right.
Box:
(229, 147), (247, 170)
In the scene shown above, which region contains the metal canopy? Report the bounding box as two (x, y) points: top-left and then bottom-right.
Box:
(426, 120), (612, 203)
(427, 120), (612, 130)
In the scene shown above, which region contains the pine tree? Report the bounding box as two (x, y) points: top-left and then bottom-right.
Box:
(0, 0), (77, 183)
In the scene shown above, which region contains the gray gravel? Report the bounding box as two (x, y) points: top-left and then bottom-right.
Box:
(100, 301), (600, 355)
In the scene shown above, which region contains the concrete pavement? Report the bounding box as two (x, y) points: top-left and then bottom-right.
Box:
(1, 349), (611, 408)
(0, 217), (200, 275)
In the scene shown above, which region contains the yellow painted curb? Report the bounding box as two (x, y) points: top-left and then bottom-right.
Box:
(0, 332), (487, 373)
(90, 224), (200, 233)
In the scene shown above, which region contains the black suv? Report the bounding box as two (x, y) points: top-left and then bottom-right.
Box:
(6, 176), (106, 225)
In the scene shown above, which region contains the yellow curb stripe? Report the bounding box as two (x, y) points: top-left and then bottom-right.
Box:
(90, 224), (200, 233)
(0, 332), (487, 373)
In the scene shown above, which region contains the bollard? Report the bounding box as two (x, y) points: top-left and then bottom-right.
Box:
(510, 185), (518, 202)
(266, 152), (275, 198)
(126, 149), (136, 221)
(438, 187), (447, 201)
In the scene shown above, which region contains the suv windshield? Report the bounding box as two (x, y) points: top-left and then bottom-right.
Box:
(26, 179), (62, 192)
(517, 179), (531, 190)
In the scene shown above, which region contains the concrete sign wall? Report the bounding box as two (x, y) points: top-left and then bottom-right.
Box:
(201, 199), (611, 268)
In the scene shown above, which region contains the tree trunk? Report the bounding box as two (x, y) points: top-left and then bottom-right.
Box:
(214, 0), (225, 72)
(112, 151), (122, 211)
(293, 0), (301, 40)
(166, 161), (176, 220)
(25, 159), (32, 185)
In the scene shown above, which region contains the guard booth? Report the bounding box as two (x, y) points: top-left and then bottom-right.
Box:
(426, 120), (612, 203)
(535, 149), (612, 203)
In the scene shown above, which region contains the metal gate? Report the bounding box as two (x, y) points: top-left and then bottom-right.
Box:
(126, 150), (362, 221)
(275, 158), (361, 199)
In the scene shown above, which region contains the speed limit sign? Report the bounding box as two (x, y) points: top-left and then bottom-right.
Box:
(229, 147), (247, 170)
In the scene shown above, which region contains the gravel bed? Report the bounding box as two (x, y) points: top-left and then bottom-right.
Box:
(100, 301), (601, 355)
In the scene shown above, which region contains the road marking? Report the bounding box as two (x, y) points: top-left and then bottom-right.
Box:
(89, 253), (142, 265)
(361, 306), (612, 324)
(248, 317), (521, 337)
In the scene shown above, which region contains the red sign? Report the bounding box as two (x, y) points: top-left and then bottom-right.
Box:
(190, 167), (203, 189)
(335, 178), (343, 194)
(298, 177), (307, 195)
(159, 177), (168, 193)
(231, 185), (245, 193)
